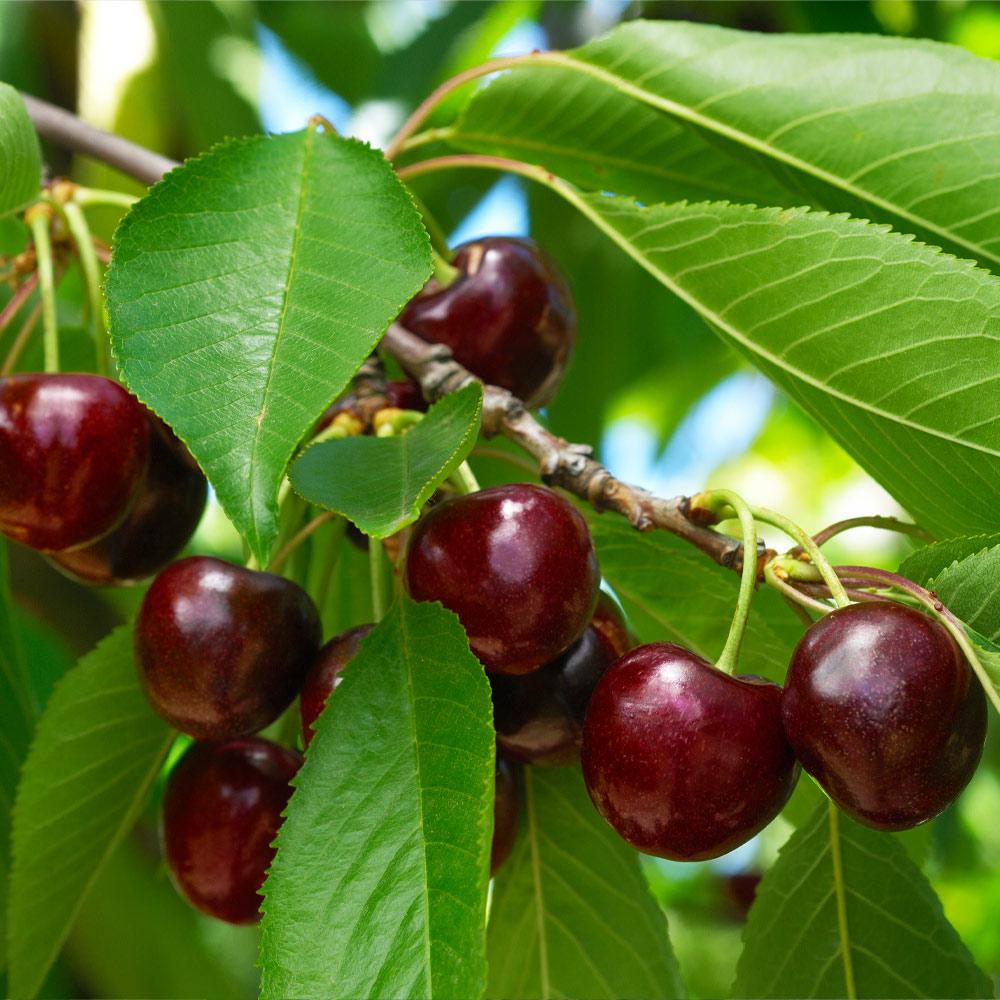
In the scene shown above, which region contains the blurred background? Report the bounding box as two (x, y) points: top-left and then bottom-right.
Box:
(2, 1), (999, 996)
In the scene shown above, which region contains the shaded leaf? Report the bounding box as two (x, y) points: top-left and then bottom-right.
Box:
(0, 84), (40, 216)
(107, 130), (431, 562)
(7, 626), (172, 999)
(487, 766), (684, 1000)
(734, 803), (990, 998)
(260, 597), (494, 1000)
(567, 195), (1000, 540)
(291, 383), (482, 537)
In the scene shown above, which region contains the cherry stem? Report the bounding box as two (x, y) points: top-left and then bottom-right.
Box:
(811, 515), (932, 548)
(700, 490), (757, 675)
(751, 506), (851, 608)
(268, 510), (336, 574)
(1, 300), (43, 376)
(450, 460), (481, 496)
(834, 564), (1000, 716)
(431, 247), (459, 288)
(397, 126), (454, 154)
(764, 560), (832, 616)
(60, 199), (108, 375)
(408, 192), (452, 261)
(369, 535), (387, 622)
(0, 272), (39, 337)
(26, 207), (59, 373)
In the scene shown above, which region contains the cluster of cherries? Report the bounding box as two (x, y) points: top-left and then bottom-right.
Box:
(1, 233), (987, 931)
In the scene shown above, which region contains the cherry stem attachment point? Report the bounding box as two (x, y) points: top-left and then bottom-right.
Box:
(25, 205), (59, 373)
(698, 490), (758, 675)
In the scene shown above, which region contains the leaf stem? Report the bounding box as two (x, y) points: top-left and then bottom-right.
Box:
(25, 206), (59, 373)
(811, 515), (932, 548)
(60, 199), (108, 375)
(369, 537), (387, 622)
(699, 490), (758, 675)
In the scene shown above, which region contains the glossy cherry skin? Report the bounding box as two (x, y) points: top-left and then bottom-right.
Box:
(582, 643), (799, 861)
(161, 738), (301, 924)
(491, 593), (634, 765)
(492, 755), (522, 876)
(300, 624), (373, 746)
(405, 484), (599, 674)
(782, 602), (987, 831)
(47, 413), (207, 585)
(0, 373), (149, 552)
(399, 237), (575, 408)
(136, 557), (321, 741)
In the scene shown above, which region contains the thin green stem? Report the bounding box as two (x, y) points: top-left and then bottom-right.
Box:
(751, 506), (851, 608)
(812, 515), (932, 548)
(268, 510), (336, 574)
(1, 300), (43, 375)
(450, 460), (481, 496)
(27, 208), (59, 373)
(829, 802), (858, 1000)
(764, 560), (832, 616)
(61, 200), (108, 375)
(0, 273), (39, 337)
(71, 186), (138, 210)
(369, 536), (387, 622)
(407, 192), (452, 260)
(398, 126), (455, 154)
(702, 490), (757, 675)
(431, 246), (460, 287)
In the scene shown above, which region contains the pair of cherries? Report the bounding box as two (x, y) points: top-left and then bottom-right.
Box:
(581, 602), (987, 861)
(0, 373), (206, 585)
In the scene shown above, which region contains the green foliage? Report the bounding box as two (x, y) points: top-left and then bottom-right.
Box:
(569, 196), (1000, 540)
(106, 130), (432, 563)
(0, 83), (40, 217)
(900, 534), (1000, 592)
(590, 517), (802, 682)
(260, 597), (494, 1000)
(487, 767), (684, 1000)
(291, 383), (482, 537)
(548, 21), (1000, 269)
(734, 803), (991, 998)
(6, 627), (172, 999)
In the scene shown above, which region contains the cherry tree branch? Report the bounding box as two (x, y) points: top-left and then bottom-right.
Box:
(22, 94), (754, 574)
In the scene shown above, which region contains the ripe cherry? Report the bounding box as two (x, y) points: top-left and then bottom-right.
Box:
(405, 484), (599, 674)
(47, 413), (206, 585)
(399, 237), (575, 408)
(0, 373), (149, 552)
(300, 624), (373, 746)
(782, 601), (986, 830)
(136, 557), (321, 741)
(492, 755), (522, 876)
(491, 593), (634, 765)
(582, 643), (798, 861)
(161, 737), (301, 925)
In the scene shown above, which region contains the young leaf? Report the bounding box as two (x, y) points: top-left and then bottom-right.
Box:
(733, 802), (991, 998)
(451, 67), (791, 207)
(259, 597), (494, 1000)
(484, 23), (1000, 269)
(106, 130), (432, 563)
(487, 767), (684, 1000)
(567, 196), (1000, 540)
(290, 382), (482, 537)
(0, 84), (41, 217)
(590, 518), (802, 682)
(900, 534), (1000, 592)
(7, 626), (172, 999)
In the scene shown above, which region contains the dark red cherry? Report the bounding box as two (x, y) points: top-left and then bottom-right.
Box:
(492, 755), (522, 876)
(161, 737), (301, 924)
(491, 593), (634, 765)
(0, 373), (149, 552)
(405, 484), (599, 674)
(136, 556), (321, 741)
(782, 601), (986, 831)
(300, 624), (373, 746)
(47, 413), (206, 585)
(399, 237), (575, 408)
(582, 643), (798, 861)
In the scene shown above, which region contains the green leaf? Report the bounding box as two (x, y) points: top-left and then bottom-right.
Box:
(486, 767), (684, 1000)
(106, 130), (431, 563)
(7, 626), (172, 999)
(734, 803), (991, 998)
(590, 517), (802, 683)
(565, 195), (1000, 540)
(900, 534), (1000, 590)
(259, 597), (494, 1000)
(290, 383), (482, 537)
(451, 67), (792, 207)
(521, 22), (1000, 269)
(0, 84), (41, 216)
